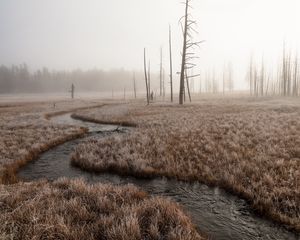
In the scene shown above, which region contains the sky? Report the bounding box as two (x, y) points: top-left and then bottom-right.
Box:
(1, 0), (300, 89)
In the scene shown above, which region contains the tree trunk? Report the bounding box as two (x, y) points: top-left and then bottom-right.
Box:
(179, 0), (189, 104)
(185, 70), (192, 102)
(144, 48), (149, 105)
(169, 25), (173, 102)
(160, 47), (163, 97)
(133, 72), (137, 99)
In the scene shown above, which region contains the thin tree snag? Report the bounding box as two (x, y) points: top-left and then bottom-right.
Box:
(144, 48), (149, 105)
(160, 47), (163, 97)
(163, 68), (165, 99)
(169, 25), (174, 102)
(249, 56), (253, 96)
(179, 0), (189, 105)
(148, 60), (151, 101)
(293, 54), (298, 96)
(71, 83), (75, 99)
(133, 72), (137, 99)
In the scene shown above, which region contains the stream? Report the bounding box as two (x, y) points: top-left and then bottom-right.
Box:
(19, 113), (299, 240)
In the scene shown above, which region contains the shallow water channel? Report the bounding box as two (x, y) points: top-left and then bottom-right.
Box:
(19, 113), (299, 240)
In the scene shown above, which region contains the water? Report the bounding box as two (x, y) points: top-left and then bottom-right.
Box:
(19, 114), (299, 240)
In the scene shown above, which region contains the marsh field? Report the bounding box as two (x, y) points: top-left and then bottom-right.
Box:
(0, 95), (299, 240)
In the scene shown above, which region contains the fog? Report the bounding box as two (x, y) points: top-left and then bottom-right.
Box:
(1, 0), (300, 93)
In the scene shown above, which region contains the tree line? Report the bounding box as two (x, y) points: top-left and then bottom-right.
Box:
(0, 64), (150, 94)
(248, 46), (299, 97)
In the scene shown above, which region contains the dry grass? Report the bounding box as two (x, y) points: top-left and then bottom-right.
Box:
(0, 178), (203, 240)
(0, 99), (111, 183)
(0, 99), (207, 239)
(71, 97), (300, 231)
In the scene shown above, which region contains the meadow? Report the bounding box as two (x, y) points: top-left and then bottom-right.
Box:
(0, 99), (205, 239)
(0, 99), (107, 183)
(71, 97), (300, 231)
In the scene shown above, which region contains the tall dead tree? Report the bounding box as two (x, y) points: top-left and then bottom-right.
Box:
(169, 25), (174, 102)
(223, 64), (226, 95)
(287, 51), (292, 96)
(282, 43), (287, 96)
(160, 47), (163, 97)
(148, 60), (151, 100)
(260, 59), (265, 96)
(133, 72), (137, 99)
(144, 48), (150, 105)
(249, 56), (253, 96)
(179, 0), (202, 104)
(227, 62), (234, 92)
(163, 68), (166, 99)
(293, 54), (298, 96)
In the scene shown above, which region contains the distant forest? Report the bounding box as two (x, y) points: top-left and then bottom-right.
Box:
(0, 64), (149, 94)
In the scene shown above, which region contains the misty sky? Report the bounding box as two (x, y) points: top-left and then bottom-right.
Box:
(1, 0), (300, 88)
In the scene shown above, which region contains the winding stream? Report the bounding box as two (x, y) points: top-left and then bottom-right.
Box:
(19, 113), (299, 240)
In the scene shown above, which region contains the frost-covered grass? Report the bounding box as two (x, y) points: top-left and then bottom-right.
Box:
(0, 99), (108, 183)
(0, 178), (203, 240)
(0, 98), (208, 239)
(72, 97), (300, 231)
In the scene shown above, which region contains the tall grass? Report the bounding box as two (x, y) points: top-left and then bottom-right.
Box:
(71, 99), (300, 231)
(0, 178), (204, 240)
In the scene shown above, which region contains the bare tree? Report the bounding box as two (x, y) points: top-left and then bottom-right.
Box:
(169, 25), (174, 102)
(163, 68), (166, 99)
(293, 54), (298, 96)
(249, 55), (253, 96)
(282, 43), (287, 96)
(227, 62), (234, 92)
(133, 72), (137, 99)
(160, 47), (163, 97)
(223, 64), (226, 95)
(143, 48), (150, 105)
(260, 58), (265, 96)
(70, 83), (75, 99)
(179, 0), (202, 104)
(148, 60), (151, 100)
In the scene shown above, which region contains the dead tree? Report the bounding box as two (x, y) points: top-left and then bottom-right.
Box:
(287, 51), (292, 96)
(179, 0), (202, 104)
(227, 63), (234, 92)
(249, 56), (253, 96)
(163, 68), (165, 99)
(133, 72), (137, 99)
(169, 25), (174, 102)
(293, 54), (298, 96)
(282, 43), (287, 96)
(185, 69), (192, 102)
(70, 83), (75, 99)
(143, 48), (150, 105)
(148, 60), (151, 100)
(260, 59), (265, 96)
(160, 47), (163, 97)
(223, 64), (226, 95)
